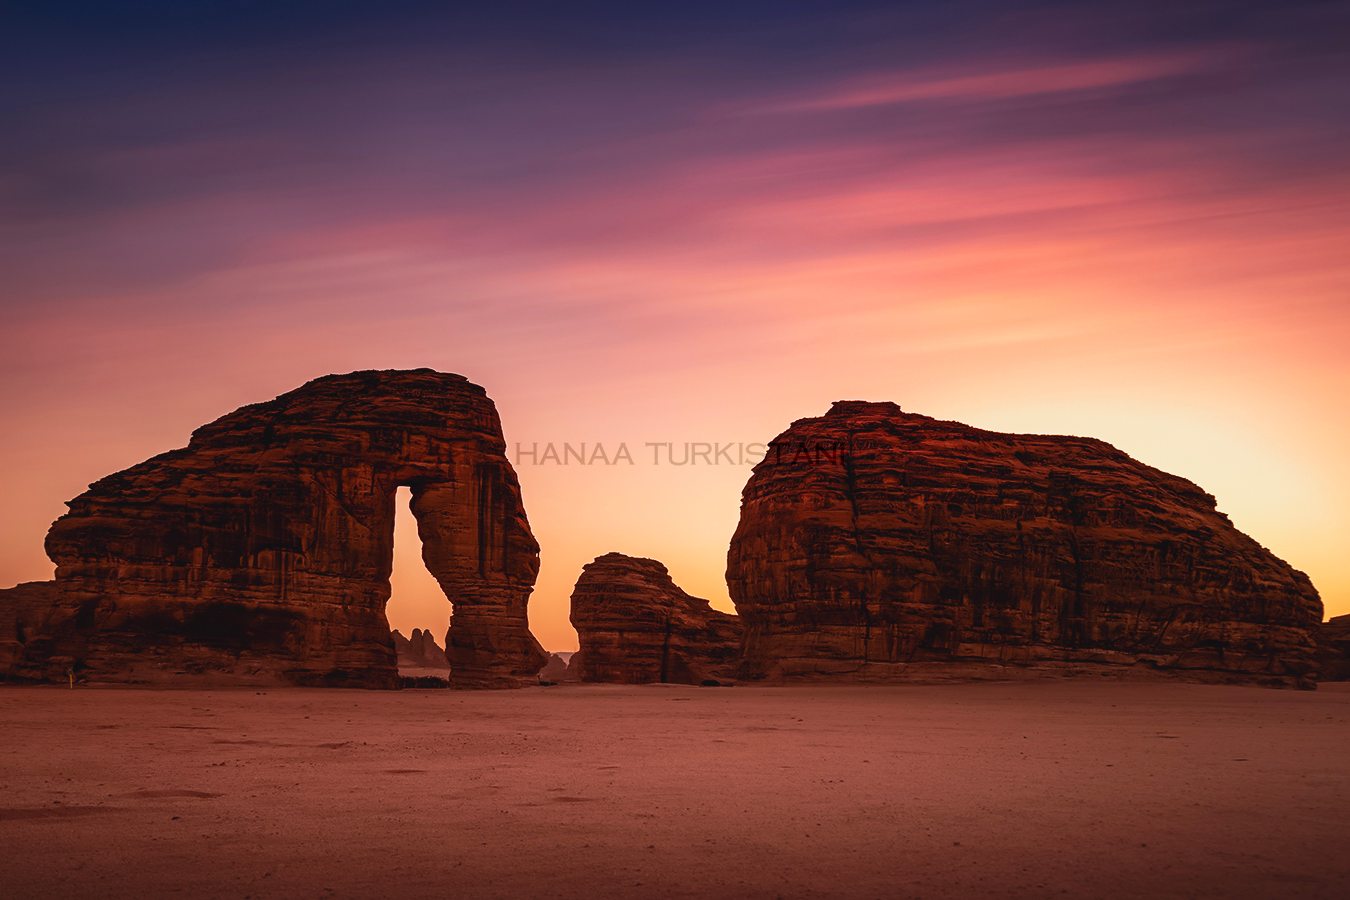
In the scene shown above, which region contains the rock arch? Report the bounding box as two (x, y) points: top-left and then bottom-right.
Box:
(3, 369), (545, 687)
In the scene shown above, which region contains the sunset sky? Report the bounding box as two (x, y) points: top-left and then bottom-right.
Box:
(3, 1), (1348, 650)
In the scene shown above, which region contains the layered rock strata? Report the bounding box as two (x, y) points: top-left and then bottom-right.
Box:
(3, 369), (544, 687)
(0, 582), (59, 678)
(570, 553), (742, 684)
(727, 401), (1322, 687)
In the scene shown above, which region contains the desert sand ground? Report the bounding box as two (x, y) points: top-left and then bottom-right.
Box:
(2, 681), (1347, 899)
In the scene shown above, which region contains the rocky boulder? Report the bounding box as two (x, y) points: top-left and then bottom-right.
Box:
(727, 401), (1322, 687)
(570, 553), (742, 684)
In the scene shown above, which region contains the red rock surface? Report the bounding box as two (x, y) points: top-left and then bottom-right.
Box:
(0, 581), (59, 679)
(3, 370), (544, 687)
(727, 401), (1323, 687)
(570, 553), (742, 684)
(1317, 615), (1350, 681)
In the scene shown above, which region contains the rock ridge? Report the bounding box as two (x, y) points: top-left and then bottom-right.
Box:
(727, 402), (1322, 687)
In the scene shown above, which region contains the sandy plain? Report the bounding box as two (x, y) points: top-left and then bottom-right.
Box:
(1, 680), (1347, 899)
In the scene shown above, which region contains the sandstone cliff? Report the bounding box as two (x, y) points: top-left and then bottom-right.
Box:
(0, 582), (59, 679)
(1317, 615), (1350, 681)
(570, 553), (742, 684)
(5, 369), (545, 687)
(727, 401), (1322, 687)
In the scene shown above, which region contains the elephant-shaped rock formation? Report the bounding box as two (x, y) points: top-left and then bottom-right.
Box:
(3, 369), (544, 688)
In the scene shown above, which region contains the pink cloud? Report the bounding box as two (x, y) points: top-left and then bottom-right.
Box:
(763, 50), (1233, 113)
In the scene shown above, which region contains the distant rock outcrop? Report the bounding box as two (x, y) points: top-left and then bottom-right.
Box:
(392, 629), (414, 666)
(2, 370), (545, 688)
(1317, 615), (1350, 682)
(393, 628), (451, 670)
(537, 652), (578, 683)
(570, 553), (742, 684)
(727, 401), (1323, 687)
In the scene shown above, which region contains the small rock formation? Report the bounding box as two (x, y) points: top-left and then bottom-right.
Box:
(537, 652), (578, 683)
(570, 553), (742, 684)
(727, 401), (1323, 687)
(2, 369), (545, 688)
(1317, 615), (1350, 681)
(392, 628), (451, 670)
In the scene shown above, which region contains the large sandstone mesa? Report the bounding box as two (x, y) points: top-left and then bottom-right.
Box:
(570, 553), (742, 684)
(3, 369), (545, 688)
(1317, 615), (1350, 682)
(727, 401), (1323, 687)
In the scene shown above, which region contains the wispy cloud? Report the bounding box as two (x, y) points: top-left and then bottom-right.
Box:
(759, 49), (1235, 113)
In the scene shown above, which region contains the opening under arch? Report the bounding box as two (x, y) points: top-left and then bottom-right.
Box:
(386, 485), (452, 679)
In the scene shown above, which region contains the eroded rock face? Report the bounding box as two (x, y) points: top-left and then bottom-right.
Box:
(537, 652), (578, 683)
(570, 553), (742, 684)
(727, 401), (1323, 687)
(0, 582), (59, 679)
(1317, 615), (1350, 682)
(6, 369), (544, 687)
